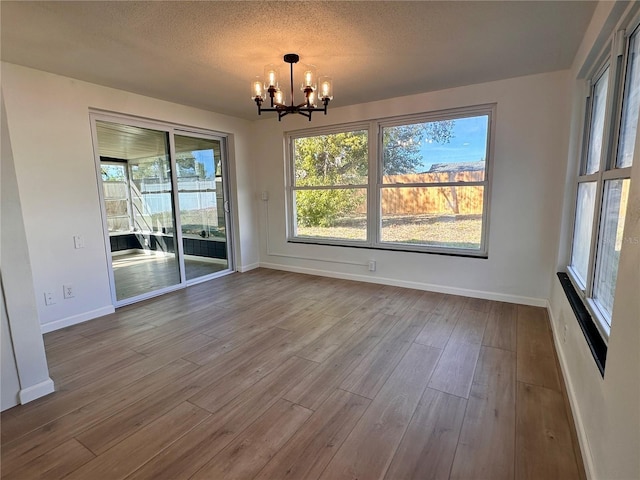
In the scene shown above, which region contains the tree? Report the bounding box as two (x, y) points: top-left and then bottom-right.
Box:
(294, 120), (455, 227)
(382, 120), (455, 175)
(295, 131), (368, 187)
(175, 153), (210, 180)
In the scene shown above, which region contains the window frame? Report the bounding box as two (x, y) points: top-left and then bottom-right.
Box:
(375, 105), (495, 256)
(566, 14), (639, 345)
(286, 122), (372, 247)
(285, 104), (496, 257)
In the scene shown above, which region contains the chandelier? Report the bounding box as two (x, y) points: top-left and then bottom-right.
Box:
(251, 53), (333, 121)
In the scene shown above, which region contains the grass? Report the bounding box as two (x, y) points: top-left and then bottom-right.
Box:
(297, 213), (483, 249)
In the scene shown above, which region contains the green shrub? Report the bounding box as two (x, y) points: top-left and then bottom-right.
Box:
(296, 189), (363, 227)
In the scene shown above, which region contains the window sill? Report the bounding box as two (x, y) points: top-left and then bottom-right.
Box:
(287, 238), (488, 259)
(557, 272), (607, 376)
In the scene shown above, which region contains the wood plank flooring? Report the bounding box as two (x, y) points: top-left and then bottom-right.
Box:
(1, 269), (585, 480)
(112, 252), (227, 300)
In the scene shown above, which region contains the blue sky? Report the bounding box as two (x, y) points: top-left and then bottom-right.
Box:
(193, 149), (216, 177)
(418, 115), (488, 172)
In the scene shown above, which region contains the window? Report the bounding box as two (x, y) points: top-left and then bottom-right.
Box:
(287, 105), (494, 256)
(380, 114), (490, 252)
(567, 21), (639, 346)
(291, 128), (369, 242)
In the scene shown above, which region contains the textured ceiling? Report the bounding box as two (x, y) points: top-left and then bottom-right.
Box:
(1, 1), (597, 120)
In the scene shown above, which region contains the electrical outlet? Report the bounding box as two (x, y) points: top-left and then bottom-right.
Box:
(563, 323), (568, 343)
(44, 292), (56, 306)
(368, 260), (376, 272)
(63, 284), (74, 299)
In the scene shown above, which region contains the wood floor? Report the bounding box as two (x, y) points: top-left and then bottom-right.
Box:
(1, 269), (585, 479)
(113, 252), (227, 300)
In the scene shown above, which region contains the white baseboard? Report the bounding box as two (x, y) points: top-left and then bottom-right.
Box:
(238, 262), (260, 273)
(259, 262), (547, 307)
(546, 301), (595, 480)
(40, 305), (115, 334)
(19, 377), (55, 404)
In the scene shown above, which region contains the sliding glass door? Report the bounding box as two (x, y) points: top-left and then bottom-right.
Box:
(175, 135), (229, 280)
(92, 115), (233, 305)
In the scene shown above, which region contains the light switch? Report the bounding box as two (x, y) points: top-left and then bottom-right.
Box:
(73, 235), (85, 249)
(44, 292), (55, 305)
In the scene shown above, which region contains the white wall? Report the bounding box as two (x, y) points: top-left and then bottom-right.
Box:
(548, 2), (640, 479)
(254, 70), (571, 305)
(1, 63), (259, 332)
(1, 92), (54, 407)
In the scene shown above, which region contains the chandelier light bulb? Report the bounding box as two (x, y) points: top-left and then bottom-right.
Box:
(319, 76), (333, 99)
(274, 89), (285, 105)
(251, 77), (264, 100)
(264, 65), (279, 89)
(301, 65), (317, 91)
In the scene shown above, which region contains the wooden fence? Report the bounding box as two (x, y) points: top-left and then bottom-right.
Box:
(358, 171), (485, 215)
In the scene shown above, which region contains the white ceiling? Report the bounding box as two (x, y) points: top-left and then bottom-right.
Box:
(1, 1), (597, 120)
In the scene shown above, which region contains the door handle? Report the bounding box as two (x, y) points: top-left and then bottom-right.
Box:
(224, 200), (230, 213)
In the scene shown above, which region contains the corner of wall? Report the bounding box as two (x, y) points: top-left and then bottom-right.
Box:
(546, 295), (596, 480)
